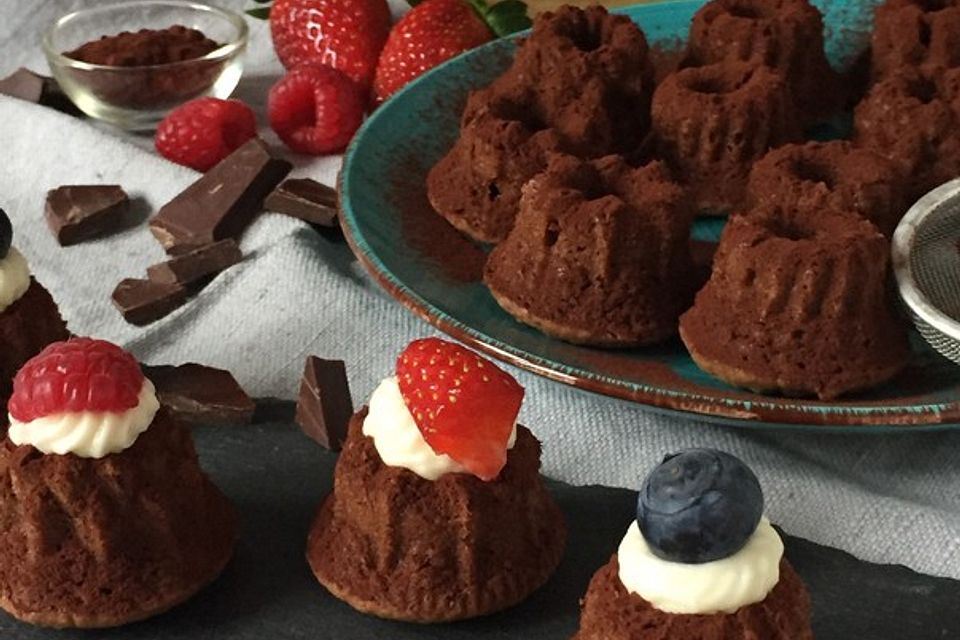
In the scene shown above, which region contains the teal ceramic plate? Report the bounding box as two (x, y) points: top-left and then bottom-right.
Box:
(340, 0), (960, 430)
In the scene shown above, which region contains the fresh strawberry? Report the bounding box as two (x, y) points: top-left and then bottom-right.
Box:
(155, 97), (257, 171)
(268, 64), (365, 154)
(396, 337), (524, 481)
(9, 338), (145, 423)
(266, 0), (391, 91)
(372, 0), (531, 103)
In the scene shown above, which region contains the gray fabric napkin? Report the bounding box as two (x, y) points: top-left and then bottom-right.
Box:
(2, 0), (960, 583)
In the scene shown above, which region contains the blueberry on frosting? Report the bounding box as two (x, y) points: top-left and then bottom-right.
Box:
(637, 448), (763, 564)
(0, 208), (11, 260)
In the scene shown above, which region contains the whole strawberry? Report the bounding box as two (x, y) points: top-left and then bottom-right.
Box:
(267, 0), (391, 91)
(155, 97), (257, 171)
(396, 337), (524, 481)
(373, 0), (531, 103)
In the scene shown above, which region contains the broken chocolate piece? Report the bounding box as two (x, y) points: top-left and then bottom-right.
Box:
(295, 356), (353, 451)
(265, 178), (338, 226)
(111, 278), (186, 325)
(0, 68), (83, 116)
(45, 185), (129, 246)
(143, 363), (255, 425)
(150, 138), (291, 254)
(146, 238), (242, 286)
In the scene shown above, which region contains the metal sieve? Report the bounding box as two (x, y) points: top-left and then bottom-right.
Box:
(892, 178), (960, 364)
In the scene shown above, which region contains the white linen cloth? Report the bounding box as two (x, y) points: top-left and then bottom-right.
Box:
(2, 0), (959, 583)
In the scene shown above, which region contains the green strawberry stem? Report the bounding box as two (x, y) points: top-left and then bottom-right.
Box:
(406, 0), (530, 36)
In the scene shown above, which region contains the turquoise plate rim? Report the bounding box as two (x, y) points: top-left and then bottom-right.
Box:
(339, 1), (960, 431)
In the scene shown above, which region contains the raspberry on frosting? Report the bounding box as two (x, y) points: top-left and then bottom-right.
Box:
(8, 338), (144, 423)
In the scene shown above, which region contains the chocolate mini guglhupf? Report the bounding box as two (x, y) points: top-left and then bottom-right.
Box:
(679, 207), (910, 399)
(575, 449), (813, 640)
(308, 340), (565, 623)
(427, 5), (655, 244)
(652, 61), (801, 214)
(871, 0), (960, 79)
(484, 154), (694, 347)
(854, 65), (960, 200)
(748, 141), (909, 236)
(0, 339), (236, 628)
(426, 93), (563, 243)
(684, 0), (841, 123)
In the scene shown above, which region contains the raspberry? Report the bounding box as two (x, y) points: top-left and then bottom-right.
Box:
(9, 338), (145, 423)
(268, 65), (365, 155)
(155, 97), (258, 171)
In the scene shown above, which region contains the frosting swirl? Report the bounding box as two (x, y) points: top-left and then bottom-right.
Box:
(617, 518), (783, 614)
(362, 376), (517, 481)
(7, 379), (160, 458)
(0, 247), (31, 313)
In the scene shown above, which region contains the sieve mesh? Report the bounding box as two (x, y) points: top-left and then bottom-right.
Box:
(896, 181), (960, 364)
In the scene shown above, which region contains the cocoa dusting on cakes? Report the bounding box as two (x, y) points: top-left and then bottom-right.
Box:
(871, 0), (960, 79)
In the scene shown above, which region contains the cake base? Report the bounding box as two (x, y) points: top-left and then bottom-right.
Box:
(574, 555), (813, 640)
(0, 410), (237, 629)
(306, 412), (566, 623)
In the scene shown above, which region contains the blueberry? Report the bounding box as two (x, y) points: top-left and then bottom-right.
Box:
(636, 448), (763, 564)
(0, 208), (10, 260)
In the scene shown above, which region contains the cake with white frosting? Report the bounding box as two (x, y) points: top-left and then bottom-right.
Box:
(574, 449), (813, 639)
(306, 337), (566, 622)
(0, 208), (69, 409)
(0, 338), (236, 628)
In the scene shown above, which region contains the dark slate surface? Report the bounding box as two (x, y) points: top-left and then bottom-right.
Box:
(1, 419), (959, 639)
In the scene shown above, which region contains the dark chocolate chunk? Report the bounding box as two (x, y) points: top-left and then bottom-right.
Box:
(150, 138), (291, 254)
(111, 278), (186, 325)
(0, 68), (83, 116)
(0, 208), (11, 259)
(146, 238), (242, 286)
(265, 178), (338, 226)
(45, 184), (129, 246)
(143, 363), (255, 426)
(295, 356), (353, 451)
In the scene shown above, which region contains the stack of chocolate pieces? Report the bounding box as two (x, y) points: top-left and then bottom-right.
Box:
(112, 138), (292, 325)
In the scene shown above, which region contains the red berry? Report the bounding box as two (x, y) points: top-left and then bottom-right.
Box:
(396, 337), (524, 481)
(373, 0), (493, 103)
(269, 0), (391, 91)
(268, 65), (365, 155)
(155, 97), (257, 172)
(9, 338), (145, 423)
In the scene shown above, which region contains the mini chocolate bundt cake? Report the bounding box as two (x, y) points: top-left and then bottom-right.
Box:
(426, 93), (563, 243)
(854, 65), (960, 200)
(574, 556), (812, 640)
(872, 0), (960, 79)
(427, 5), (655, 244)
(679, 206), (910, 399)
(652, 61), (802, 214)
(307, 410), (566, 622)
(748, 141), (909, 236)
(684, 0), (841, 123)
(484, 154), (695, 347)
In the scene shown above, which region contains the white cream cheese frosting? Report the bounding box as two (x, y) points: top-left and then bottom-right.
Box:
(362, 376), (517, 481)
(0, 247), (31, 313)
(7, 379), (160, 458)
(617, 518), (784, 615)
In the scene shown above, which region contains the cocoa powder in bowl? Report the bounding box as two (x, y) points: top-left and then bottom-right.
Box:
(62, 25), (224, 110)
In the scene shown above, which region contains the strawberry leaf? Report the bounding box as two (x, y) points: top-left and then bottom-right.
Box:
(407, 0), (425, 6)
(245, 6), (271, 19)
(484, 0), (531, 38)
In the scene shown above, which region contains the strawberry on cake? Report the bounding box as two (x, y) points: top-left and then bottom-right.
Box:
(574, 449), (813, 639)
(0, 338), (236, 628)
(306, 337), (566, 622)
(0, 208), (69, 408)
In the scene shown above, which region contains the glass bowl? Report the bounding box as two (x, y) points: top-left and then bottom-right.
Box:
(43, 0), (248, 130)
